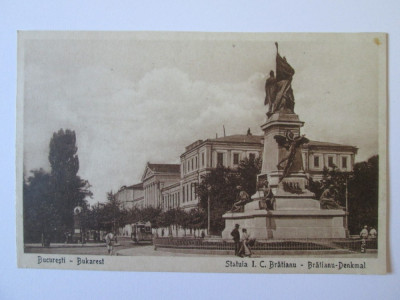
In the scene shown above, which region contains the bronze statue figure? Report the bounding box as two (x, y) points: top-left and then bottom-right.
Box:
(257, 179), (275, 210)
(274, 130), (309, 181)
(264, 42), (296, 117)
(230, 186), (251, 213)
(319, 185), (344, 209)
(282, 181), (303, 194)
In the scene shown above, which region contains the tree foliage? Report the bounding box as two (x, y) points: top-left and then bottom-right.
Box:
(197, 158), (262, 235)
(23, 169), (60, 242)
(49, 129), (92, 233)
(23, 129), (92, 243)
(309, 155), (379, 235)
(348, 155), (379, 233)
(196, 165), (239, 234)
(237, 156), (262, 196)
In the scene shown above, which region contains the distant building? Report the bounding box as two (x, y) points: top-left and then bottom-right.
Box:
(115, 133), (357, 211)
(302, 141), (358, 180)
(179, 133), (263, 210)
(114, 183), (144, 210)
(141, 163), (180, 208)
(161, 182), (181, 211)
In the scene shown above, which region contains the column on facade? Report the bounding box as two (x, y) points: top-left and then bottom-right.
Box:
(152, 183), (154, 207)
(144, 185), (147, 207)
(152, 183), (155, 207)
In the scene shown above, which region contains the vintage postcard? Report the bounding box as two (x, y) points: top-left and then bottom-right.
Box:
(17, 31), (387, 274)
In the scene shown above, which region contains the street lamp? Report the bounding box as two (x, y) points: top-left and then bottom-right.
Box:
(344, 172), (353, 238)
(73, 206), (83, 244)
(207, 185), (211, 236)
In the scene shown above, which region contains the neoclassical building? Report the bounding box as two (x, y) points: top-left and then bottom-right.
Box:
(115, 132), (357, 211)
(302, 141), (357, 180)
(114, 183), (144, 210)
(141, 163), (180, 208)
(179, 133), (263, 210)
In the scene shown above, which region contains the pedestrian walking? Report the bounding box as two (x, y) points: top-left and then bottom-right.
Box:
(369, 227), (377, 239)
(360, 225), (369, 253)
(231, 224), (241, 256)
(105, 231), (115, 255)
(238, 228), (252, 257)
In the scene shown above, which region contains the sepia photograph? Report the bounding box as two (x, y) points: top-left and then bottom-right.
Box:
(17, 31), (387, 274)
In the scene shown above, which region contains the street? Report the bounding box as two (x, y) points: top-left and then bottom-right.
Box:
(24, 237), (147, 256)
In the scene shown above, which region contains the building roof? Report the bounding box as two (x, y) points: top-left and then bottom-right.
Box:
(127, 182), (143, 189)
(208, 134), (264, 144)
(305, 140), (358, 151)
(181, 134), (264, 157)
(147, 163), (180, 174)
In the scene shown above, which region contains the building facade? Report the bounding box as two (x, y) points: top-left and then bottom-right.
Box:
(302, 141), (358, 180)
(114, 183), (144, 210)
(141, 163), (180, 208)
(115, 134), (357, 212)
(179, 134), (263, 210)
(161, 182), (181, 211)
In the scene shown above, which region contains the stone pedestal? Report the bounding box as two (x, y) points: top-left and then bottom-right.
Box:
(222, 113), (347, 240)
(222, 205), (347, 240)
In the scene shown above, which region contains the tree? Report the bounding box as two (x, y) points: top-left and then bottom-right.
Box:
(126, 206), (143, 224)
(309, 165), (348, 206)
(48, 129), (92, 234)
(196, 157), (262, 235)
(237, 156), (262, 196)
(174, 208), (188, 236)
(348, 155), (379, 234)
(197, 165), (240, 235)
(141, 206), (162, 234)
(104, 191), (121, 232)
(23, 169), (60, 243)
(308, 155), (379, 235)
(188, 208), (207, 235)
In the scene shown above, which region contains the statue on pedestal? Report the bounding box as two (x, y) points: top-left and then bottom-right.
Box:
(230, 186), (251, 213)
(274, 130), (309, 181)
(265, 42), (296, 117)
(319, 186), (344, 209)
(257, 178), (275, 210)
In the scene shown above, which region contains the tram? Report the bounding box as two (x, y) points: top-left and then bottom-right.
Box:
(131, 221), (153, 243)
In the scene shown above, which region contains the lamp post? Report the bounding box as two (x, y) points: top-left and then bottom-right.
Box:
(345, 176), (349, 236)
(207, 186), (211, 236)
(344, 172), (353, 238)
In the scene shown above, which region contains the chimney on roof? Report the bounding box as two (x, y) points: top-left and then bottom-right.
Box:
(223, 125), (226, 137)
(247, 128), (252, 136)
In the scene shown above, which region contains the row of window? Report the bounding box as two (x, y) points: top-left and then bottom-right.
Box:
(183, 152), (206, 174)
(217, 152), (256, 166)
(162, 192), (180, 210)
(312, 155), (348, 169)
(183, 151), (257, 174)
(182, 182), (197, 203)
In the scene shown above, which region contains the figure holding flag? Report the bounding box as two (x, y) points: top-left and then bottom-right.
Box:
(265, 42), (296, 117)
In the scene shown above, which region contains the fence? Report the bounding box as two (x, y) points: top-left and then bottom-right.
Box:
(153, 237), (378, 253)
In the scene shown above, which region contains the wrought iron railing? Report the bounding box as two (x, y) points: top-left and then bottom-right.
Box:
(153, 237), (377, 252)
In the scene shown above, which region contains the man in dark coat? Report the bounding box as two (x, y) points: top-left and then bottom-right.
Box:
(231, 224), (241, 256)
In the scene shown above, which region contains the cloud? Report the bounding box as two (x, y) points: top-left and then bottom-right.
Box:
(24, 66), (267, 203)
(23, 37), (380, 205)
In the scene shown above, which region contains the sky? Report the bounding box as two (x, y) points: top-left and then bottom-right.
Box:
(21, 32), (383, 205)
